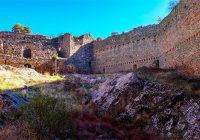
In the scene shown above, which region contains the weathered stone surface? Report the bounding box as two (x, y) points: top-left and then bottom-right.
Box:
(0, 32), (94, 74)
(92, 0), (200, 75)
(90, 72), (200, 138)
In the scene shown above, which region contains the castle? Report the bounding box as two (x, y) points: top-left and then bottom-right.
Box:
(0, 0), (199, 75)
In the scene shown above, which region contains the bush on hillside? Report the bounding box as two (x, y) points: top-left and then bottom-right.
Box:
(20, 94), (77, 139)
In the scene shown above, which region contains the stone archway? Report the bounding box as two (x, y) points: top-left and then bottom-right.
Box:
(24, 63), (32, 68)
(23, 48), (32, 59)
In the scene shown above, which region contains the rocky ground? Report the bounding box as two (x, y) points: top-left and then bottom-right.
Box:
(88, 73), (200, 139)
(0, 66), (200, 139)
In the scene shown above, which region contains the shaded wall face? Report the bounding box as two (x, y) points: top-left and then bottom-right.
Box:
(70, 34), (94, 57)
(65, 43), (93, 74)
(56, 33), (94, 74)
(57, 33), (94, 58)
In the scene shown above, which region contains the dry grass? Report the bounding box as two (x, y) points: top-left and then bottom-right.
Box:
(0, 68), (63, 90)
(0, 69), (162, 139)
(137, 67), (200, 94)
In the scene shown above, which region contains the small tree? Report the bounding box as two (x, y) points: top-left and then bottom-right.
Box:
(12, 24), (32, 33)
(12, 24), (23, 33)
(24, 27), (31, 33)
(52, 53), (58, 61)
(52, 53), (59, 75)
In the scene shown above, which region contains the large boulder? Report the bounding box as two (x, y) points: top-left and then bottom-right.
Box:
(91, 72), (200, 139)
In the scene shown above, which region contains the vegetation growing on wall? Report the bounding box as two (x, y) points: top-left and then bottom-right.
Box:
(12, 24), (32, 33)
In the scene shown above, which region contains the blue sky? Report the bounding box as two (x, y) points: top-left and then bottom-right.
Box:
(0, 0), (171, 38)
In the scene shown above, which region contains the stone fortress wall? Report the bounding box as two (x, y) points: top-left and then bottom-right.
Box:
(158, 0), (200, 75)
(0, 32), (94, 74)
(92, 0), (200, 75)
(92, 25), (159, 73)
(0, 0), (199, 75)
(55, 33), (93, 58)
(53, 33), (94, 73)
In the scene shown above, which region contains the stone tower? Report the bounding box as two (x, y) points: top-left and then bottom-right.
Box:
(57, 33), (93, 58)
(57, 33), (72, 58)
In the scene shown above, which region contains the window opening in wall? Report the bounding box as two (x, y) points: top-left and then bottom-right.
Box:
(23, 48), (31, 59)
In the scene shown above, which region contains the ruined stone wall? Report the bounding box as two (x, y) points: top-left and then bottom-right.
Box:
(54, 33), (94, 73)
(0, 32), (57, 74)
(69, 34), (93, 57)
(56, 33), (71, 58)
(0, 31), (94, 74)
(65, 43), (93, 74)
(92, 0), (200, 75)
(56, 33), (93, 59)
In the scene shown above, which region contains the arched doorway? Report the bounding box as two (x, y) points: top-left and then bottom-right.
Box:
(24, 63), (32, 68)
(23, 48), (31, 59)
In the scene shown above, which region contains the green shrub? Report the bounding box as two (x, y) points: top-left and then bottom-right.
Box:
(20, 94), (77, 139)
(12, 24), (32, 33)
(168, 72), (187, 81)
(52, 54), (58, 61)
